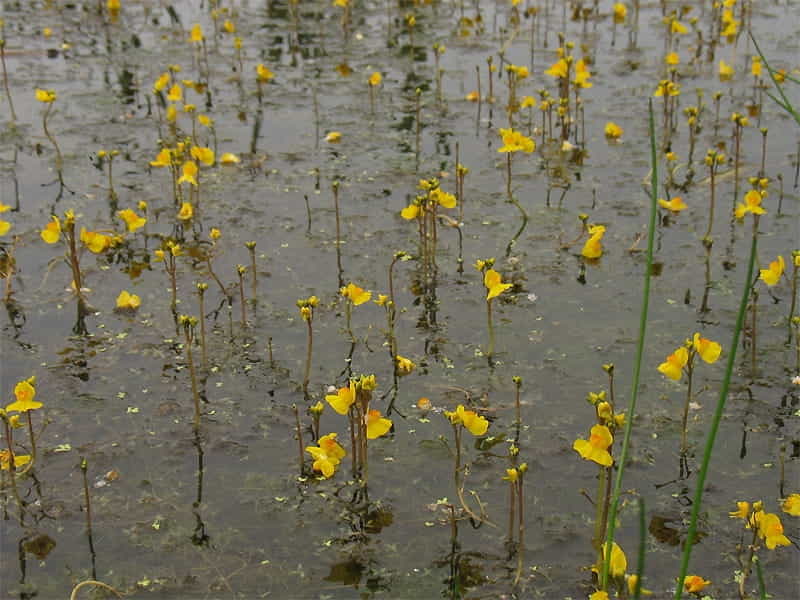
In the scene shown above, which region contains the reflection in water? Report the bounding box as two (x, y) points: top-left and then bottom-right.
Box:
(322, 491), (394, 594)
(80, 458), (97, 579)
(191, 429), (210, 548)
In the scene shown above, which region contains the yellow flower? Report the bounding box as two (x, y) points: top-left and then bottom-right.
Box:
(693, 333), (722, 364)
(80, 228), (112, 254)
(6, 380), (42, 412)
(306, 433), (346, 478)
(374, 294), (389, 306)
(0, 219), (10, 236)
(544, 58), (568, 79)
(318, 433), (346, 461)
(401, 204), (420, 220)
(758, 512), (791, 549)
(166, 83), (182, 102)
(735, 189), (767, 219)
(431, 187), (457, 208)
(0, 203), (9, 214)
(153, 72), (170, 92)
(166, 105), (177, 122)
(581, 224), (605, 259)
(670, 19), (688, 34)
(220, 152), (240, 164)
(177, 201), (194, 221)
(465, 90), (480, 102)
(589, 592), (609, 600)
(395, 355), (415, 376)
(458, 405), (489, 436)
(484, 268), (512, 301)
(719, 59), (735, 81)
(369, 71), (382, 86)
(503, 468), (519, 482)
(658, 346), (689, 380)
(117, 208), (146, 232)
(683, 575), (711, 593)
(116, 290), (141, 310)
(665, 51), (680, 65)
(256, 64), (274, 83)
(445, 405), (489, 436)
(325, 131), (342, 143)
(222, 20), (235, 33)
(210, 228), (221, 240)
(658, 196), (687, 212)
(150, 148), (172, 168)
(0, 450), (31, 471)
(520, 96), (536, 108)
(366, 409), (392, 439)
(189, 23), (203, 42)
(325, 383), (355, 415)
(574, 58), (592, 88)
(573, 424), (613, 466)
(759, 255), (784, 286)
(191, 146), (215, 166)
(625, 574), (653, 596)
(341, 282), (371, 305)
(35, 89), (57, 103)
(613, 2), (627, 23)
(177, 161), (198, 186)
(781, 494), (800, 516)
(751, 55), (762, 77)
(653, 79), (680, 97)
(730, 501), (751, 519)
(508, 64), (529, 79)
(153, 249), (165, 262)
(603, 541), (627, 578)
(604, 122), (623, 139)
(498, 128), (535, 153)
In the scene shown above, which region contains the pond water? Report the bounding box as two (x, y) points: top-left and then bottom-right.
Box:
(1, 0), (799, 598)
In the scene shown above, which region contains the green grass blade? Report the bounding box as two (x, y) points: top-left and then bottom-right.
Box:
(599, 97), (659, 589)
(673, 231), (759, 599)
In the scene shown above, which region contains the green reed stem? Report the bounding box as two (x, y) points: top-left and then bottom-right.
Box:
(633, 497), (646, 600)
(600, 99), (658, 589)
(750, 34), (800, 126)
(673, 216), (759, 600)
(755, 555), (767, 600)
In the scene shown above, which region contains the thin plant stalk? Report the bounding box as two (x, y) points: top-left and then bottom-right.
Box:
(680, 358), (694, 457)
(246, 242), (257, 305)
(600, 99), (659, 589)
(486, 298), (495, 359)
(196, 283), (208, 371)
(292, 404), (304, 476)
(0, 38), (17, 122)
(181, 317), (201, 430)
(237, 265), (247, 325)
(673, 221), (759, 600)
(303, 315), (313, 398)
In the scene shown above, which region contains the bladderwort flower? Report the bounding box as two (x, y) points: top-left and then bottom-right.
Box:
(394, 355), (415, 376)
(759, 255), (784, 286)
(604, 122), (623, 140)
(683, 575), (711, 595)
(581, 224), (606, 259)
(115, 290), (141, 311)
(573, 424), (613, 467)
(305, 432), (346, 478)
(117, 208), (146, 232)
(658, 196), (688, 213)
(781, 494), (800, 516)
